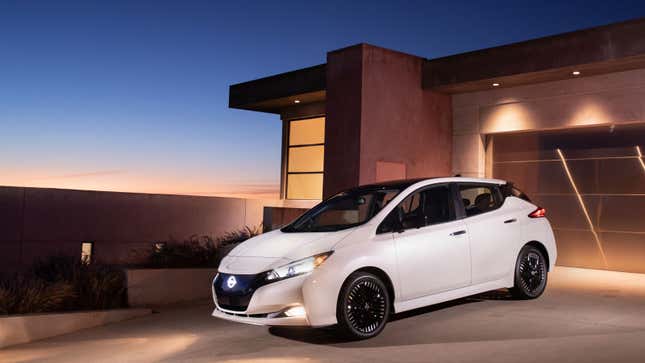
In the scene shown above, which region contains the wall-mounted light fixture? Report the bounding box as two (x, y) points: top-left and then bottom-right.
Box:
(294, 99), (301, 104)
(492, 83), (500, 87)
(572, 71), (581, 76)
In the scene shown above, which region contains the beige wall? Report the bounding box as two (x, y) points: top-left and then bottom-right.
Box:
(452, 68), (645, 177)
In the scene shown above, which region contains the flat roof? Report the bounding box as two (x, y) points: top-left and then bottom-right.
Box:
(229, 17), (645, 113)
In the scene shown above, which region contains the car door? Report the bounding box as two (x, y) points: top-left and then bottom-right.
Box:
(380, 183), (471, 301)
(457, 183), (521, 284)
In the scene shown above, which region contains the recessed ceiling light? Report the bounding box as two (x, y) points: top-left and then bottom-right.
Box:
(294, 99), (301, 104)
(572, 71), (581, 76)
(492, 83), (500, 87)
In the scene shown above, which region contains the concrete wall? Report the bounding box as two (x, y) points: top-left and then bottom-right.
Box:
(324, 44), (452, 197)
(0, 186), (265, 273)
(452, 67), (645, 177)
(126, 268), (217, 307)
(323, 45), (364, 197)
(360, 45), (452, 185)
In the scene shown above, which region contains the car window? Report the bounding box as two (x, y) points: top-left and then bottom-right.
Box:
(378, 185), (455, 233)
(283, 188), (401, 232)
(459, 184), (502, 217)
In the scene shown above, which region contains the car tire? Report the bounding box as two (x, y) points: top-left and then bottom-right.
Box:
(510, 245), (548, 299)
(336, 271), (390, 340)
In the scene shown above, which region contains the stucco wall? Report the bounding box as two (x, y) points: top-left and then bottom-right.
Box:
(360, 45), (452, 185)
(324, 44), (452, 197)
(452, 67), (645, 177)
(0, 186), (265, 273)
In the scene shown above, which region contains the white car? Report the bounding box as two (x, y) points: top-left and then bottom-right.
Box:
(212, 177), (557, 339)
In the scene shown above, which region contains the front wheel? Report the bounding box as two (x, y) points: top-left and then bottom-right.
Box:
(336, 272), (390, 340)
(510, 245), (548, 299)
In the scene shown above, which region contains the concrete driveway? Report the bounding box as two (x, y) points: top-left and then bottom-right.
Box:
(3, 267), (645, 363)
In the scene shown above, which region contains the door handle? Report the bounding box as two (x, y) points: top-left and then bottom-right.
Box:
(450, 230), (466, 236)
(504, 218), (517, 224)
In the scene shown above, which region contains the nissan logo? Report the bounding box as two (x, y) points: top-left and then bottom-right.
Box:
(227, 275), (237, 289)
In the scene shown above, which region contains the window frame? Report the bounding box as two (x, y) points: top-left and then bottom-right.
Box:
(377, 182), (460, 234)
(285, 117), (325, 200)
(455, 182), (504, 219)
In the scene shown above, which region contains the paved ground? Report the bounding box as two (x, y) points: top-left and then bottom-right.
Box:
(3, 267), (645, 363)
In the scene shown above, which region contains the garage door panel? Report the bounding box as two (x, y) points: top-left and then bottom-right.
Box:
(535, 195), (589, 230)
(552, 229), (607, 269)
(493, 162), (570, 195)
(493, 124), (645, 273)
(597, 196), (645, 233)
(601, 232), (645, 273)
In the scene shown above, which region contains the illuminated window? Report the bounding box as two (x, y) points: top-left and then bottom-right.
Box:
(286, 117), (325, 199)
(81, 242), (93, 264)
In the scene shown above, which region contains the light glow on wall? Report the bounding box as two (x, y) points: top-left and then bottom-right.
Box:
(556, 148), (608, 268)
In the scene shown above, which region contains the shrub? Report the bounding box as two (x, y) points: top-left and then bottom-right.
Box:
(0, 256), (127, 315)
(142, 225), (262, 269)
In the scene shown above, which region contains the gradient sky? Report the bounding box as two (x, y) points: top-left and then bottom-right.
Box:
(2, 0), (644, 199)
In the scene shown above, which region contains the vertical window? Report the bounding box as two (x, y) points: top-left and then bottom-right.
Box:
(286, 117), (325, 199)
(81, 242), (93, 264)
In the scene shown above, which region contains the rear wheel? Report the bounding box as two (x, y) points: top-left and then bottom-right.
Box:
(336, 272), (390, 340)
(510, 245), (548, 299)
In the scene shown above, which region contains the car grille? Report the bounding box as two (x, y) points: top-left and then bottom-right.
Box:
(214, 272), (266, 312)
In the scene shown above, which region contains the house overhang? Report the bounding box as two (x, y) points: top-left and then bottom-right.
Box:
(423, 18), (645, 93)
(228, 18), (645, 112)
(228, 64), (326, 114)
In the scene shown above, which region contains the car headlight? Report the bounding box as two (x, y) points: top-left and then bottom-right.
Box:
(265, 251), (333, 282)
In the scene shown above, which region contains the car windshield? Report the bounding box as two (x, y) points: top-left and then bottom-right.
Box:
(282, 188), (402, 233)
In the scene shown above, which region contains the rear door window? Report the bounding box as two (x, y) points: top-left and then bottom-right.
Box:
(458, 184), (502, 217)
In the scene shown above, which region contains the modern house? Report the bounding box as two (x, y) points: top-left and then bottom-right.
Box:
(229, 18), (645, 273)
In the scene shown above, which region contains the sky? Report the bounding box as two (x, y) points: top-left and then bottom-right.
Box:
(1, 0), (644, 199)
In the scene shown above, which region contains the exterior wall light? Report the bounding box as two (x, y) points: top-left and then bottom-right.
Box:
(572, 71), (581, 76)
(492, 83), (500, 87)
(294, 99), (301, 104)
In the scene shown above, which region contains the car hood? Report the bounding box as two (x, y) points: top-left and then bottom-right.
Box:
(218, 228), (354, 274)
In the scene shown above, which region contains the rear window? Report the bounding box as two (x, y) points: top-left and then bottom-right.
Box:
(501, 183), (531, 202)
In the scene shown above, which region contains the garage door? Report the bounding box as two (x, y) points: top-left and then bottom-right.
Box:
(492, 124), (645, 273)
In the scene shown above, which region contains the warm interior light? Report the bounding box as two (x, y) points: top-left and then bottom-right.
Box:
(572, 71), (581, 76)
(492, 83), (500, 87)
(294, 99), (301, 104)
(284, 306), (306, 317)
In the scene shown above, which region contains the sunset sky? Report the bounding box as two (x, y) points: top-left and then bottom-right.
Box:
(2, 0), (644, 199)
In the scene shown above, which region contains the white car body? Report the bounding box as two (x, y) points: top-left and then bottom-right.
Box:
(212, 177), (557, 328)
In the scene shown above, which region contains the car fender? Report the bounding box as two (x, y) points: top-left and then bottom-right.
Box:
(301, 229), (398, 327)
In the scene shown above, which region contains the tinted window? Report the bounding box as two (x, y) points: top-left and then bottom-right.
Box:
(459, 184), (502, 217)
(378, 185), (455, 233)
(500, 183), (531, 202)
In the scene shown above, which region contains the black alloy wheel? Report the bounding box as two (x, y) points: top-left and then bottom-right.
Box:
(337, 272), (390, 340)
(511, 245), (548, 299)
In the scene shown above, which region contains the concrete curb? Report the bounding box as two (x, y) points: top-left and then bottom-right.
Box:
(0, 308), (152, 349)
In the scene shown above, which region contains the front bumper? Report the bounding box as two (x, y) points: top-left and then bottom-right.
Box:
(211, 307), (309, 326)
(212, 273), (312, 326)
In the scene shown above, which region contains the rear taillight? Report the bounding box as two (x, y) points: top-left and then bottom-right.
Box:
(528, 207), (546, 218)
